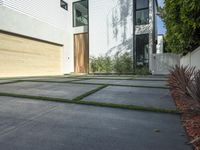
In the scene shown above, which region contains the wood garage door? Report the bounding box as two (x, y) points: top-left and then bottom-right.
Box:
(74, 33), (89, 73)
(0, 32), (62, 77)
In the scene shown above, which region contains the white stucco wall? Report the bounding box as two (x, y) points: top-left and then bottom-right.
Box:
(89, 0), (133, 57)
(180, 46), (200, 70)
(151, 53), (180, 75)
(0, 0), (74, 74)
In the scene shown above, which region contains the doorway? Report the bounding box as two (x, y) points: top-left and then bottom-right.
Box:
(136, 34), (149, 67)
(74, 33), (89, 73)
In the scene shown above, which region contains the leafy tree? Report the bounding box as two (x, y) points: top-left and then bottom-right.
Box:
(159, 0), (200, 54)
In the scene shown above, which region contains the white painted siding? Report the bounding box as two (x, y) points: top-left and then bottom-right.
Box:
(3, 0), (70, 30)
(89, 0), (133, 57)
(1, 0), (74, 74)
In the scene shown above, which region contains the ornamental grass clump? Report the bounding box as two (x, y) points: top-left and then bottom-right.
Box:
(168, 65), (195, 97)
(188, 70), (200, 103)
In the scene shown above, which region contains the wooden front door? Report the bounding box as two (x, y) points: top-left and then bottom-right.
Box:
(74, 33), (89, 73)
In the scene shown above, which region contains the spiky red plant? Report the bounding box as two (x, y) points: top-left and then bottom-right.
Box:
(168, 65), (195, 97)
(188, 70), (200, 103)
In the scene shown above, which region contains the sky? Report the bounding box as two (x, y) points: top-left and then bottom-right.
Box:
(157, 0), (166, 34)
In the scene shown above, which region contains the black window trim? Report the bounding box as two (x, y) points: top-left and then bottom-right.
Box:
(72, 0), (88, 27)
(135, 0), (149, 25)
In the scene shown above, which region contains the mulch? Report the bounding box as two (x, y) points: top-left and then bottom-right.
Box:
(171, 90), (200, 150)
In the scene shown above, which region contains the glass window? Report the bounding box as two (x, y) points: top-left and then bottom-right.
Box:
(136, 0), (149, 9)
(136, 34), (149, 67)
(73, 0), (88, 27)
(135, 0), (149, 25)
(136, 9), (149, 25)
(60, 0), (68, 11)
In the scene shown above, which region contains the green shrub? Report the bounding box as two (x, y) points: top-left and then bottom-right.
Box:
(90, 55), (112, 73)
(134, 66), (151, 75)
(113, 52), (133, 74)
(90, 52), (151, 75)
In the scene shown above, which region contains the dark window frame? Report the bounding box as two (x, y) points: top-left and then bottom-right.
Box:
(136, 34), (149, 67)
(60, 0), (68, 11)
(135, 0), (149, 25)
(73, 0), (88, 27)
(136, 0), (149, 10)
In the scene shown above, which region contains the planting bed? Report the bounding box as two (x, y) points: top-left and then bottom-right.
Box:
(171, 91), (200, 150)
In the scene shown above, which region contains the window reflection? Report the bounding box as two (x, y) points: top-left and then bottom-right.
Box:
(136, 9), (149, 25)
(73, 0), (88, 27)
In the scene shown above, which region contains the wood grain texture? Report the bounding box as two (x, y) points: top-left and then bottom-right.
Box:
(0, 32), (62, 77)
(74, 33), (89, 73)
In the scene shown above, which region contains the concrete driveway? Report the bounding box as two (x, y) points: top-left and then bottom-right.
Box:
(0, 75), (192, 150)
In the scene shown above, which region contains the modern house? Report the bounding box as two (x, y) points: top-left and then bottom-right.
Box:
(0, 0), (158, 77)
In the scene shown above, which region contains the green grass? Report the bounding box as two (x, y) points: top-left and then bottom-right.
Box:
(72, 85), (108, 101)
(0, 80), (21, 85)
(6, 79), (168, 89)
(68, 77), (134, 81)
(0, 92), (179, 114)
(20, 78), (88, 83)
(77, 101), (179, 114)
(0, 92), (72, 103)
(68, 81), (169, 89)
(67, 76), (167, 82)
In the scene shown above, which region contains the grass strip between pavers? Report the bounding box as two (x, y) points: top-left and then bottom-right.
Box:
(6, 79), (169, 89)
(0, 92), (179, 114)
(78, 101), (179, 114)
(72, 85), (108, 101)
(68, 77), (134, 81)
(67, 77), (167, 82)
(68, 81), (169, 89)
(21, 80), (169, 89)
(20, 78), (89, 83)
(0, 80), (22, 85)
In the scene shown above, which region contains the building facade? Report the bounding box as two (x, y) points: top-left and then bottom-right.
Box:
(0, 0), (158, 77)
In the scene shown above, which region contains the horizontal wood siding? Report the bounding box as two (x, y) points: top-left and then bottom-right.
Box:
(0, 32), (62, 77)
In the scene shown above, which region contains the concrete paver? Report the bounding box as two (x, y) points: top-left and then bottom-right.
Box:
(74, 79), (168, 87)
(0, 82), (100, 100)
(83, 86), (176, 110)
(0, 96), (191, 150)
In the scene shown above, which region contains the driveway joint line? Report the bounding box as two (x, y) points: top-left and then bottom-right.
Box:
(0, 93), (179, 114)
(72, 84), (109, 101)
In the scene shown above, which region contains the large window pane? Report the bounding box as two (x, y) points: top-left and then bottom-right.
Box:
(73, 0), (88, 27)
(136, 9), (149, 25)
(136, 0), (148, 9)
(136, 34), (149, 66)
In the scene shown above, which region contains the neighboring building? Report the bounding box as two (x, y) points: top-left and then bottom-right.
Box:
(156, 34), (164, 54)
(0, 0), (158, 77)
